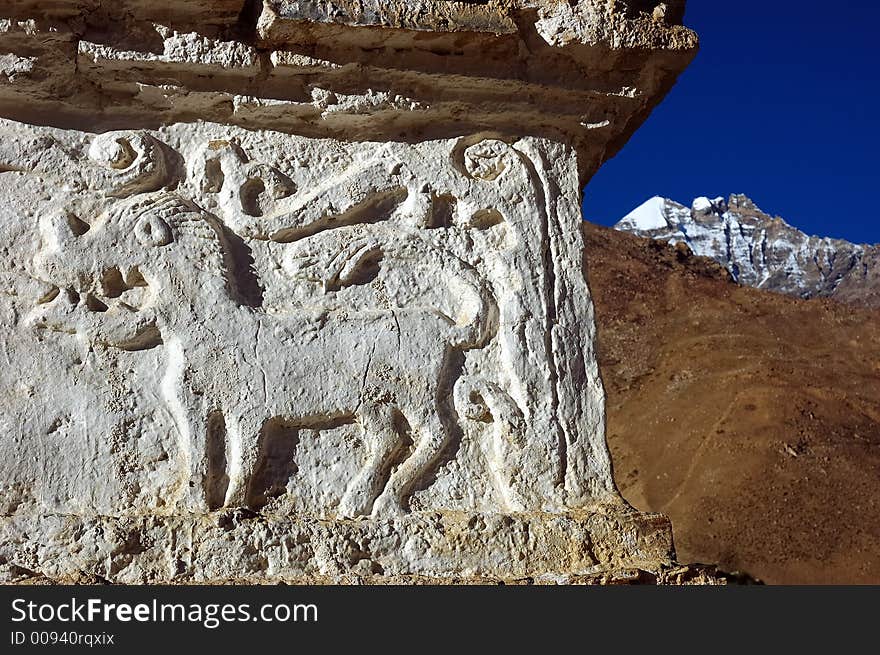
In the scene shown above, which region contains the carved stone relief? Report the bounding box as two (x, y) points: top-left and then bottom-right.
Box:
(0, 121), (615, 527)
(0, 0), (700, 584)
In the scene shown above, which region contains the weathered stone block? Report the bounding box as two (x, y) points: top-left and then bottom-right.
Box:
(0, 1), (700, 584)
(4, 1), (246, 25)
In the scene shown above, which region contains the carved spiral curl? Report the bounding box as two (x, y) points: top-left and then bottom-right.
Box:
(89, 131), (174, 198)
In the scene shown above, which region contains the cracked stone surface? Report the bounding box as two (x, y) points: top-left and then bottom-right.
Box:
(0, 1), (702, 583)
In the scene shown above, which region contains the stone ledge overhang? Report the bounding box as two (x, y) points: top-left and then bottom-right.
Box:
(0, 1), (697, 184)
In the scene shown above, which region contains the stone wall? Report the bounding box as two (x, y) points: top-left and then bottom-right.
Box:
(0, 1), (698, 583)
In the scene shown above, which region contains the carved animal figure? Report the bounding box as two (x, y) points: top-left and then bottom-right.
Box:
(29, 192), (495, 518)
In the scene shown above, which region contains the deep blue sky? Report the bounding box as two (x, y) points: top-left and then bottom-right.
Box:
(583, 1), (880, 245)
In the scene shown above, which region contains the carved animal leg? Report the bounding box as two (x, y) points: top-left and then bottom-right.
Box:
(222, 413), (265, 509)
(169, 407), (229, 513)
(161, 352), (216, 513)
(372, 407), (451, 518)
(176, 411), (213, 513)
(338, 404), (401, 519)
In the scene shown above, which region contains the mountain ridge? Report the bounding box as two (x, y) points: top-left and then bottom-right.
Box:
(614, 194), (880, 308)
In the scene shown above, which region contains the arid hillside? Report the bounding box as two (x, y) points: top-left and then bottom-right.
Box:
(583, 222), (880, 584)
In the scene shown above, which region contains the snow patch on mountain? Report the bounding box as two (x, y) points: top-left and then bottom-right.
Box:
(691, 196), (725, 213)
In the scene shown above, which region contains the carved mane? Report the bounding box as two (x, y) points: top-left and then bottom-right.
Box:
(119, 192), (230, 285)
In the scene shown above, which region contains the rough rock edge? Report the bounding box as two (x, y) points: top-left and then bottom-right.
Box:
(0, 507), (680, 584)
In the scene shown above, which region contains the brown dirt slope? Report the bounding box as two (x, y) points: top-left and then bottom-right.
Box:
(583, 222), (880, 584)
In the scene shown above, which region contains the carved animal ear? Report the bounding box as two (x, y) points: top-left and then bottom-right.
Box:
(135, 213), (173, 247)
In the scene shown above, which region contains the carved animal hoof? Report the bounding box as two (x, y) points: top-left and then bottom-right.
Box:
(370, 494), (406, 520)
(221, 484), (249, 510)
(337, 493), (373, 520)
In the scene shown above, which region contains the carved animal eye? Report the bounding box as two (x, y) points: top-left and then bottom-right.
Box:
(135, 213), (173, 247)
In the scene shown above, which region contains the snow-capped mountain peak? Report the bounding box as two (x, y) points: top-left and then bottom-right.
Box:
(618, 196), (672, 231)
(613, 194), (880, 307)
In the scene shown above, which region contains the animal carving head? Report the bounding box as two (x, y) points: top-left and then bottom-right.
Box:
(29, 192), (226, 350)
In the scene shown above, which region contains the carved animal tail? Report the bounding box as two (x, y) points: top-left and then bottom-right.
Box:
(453, 376), (527, 512)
